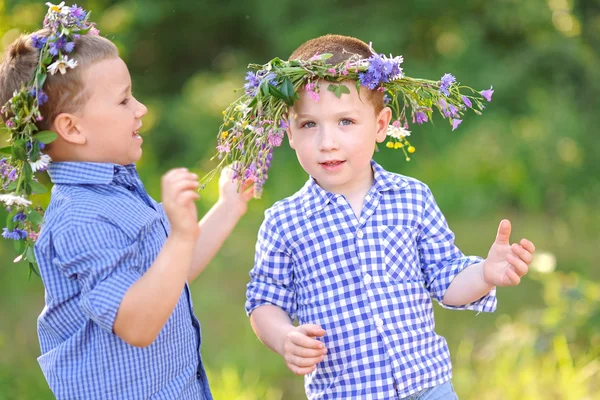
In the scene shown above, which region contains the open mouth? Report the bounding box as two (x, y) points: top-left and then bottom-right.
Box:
(320, 160), (345, 167)
(132, 128), (142, 138)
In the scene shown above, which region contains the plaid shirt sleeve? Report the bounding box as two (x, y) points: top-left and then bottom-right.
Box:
(245, 210), (297, 320)
(54, 221), (142, 334)
(418, 185), (497, 312)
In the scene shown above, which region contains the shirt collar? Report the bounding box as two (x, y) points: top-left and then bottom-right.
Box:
(48, 162), (137, 185)
(300, 160), (407, 216)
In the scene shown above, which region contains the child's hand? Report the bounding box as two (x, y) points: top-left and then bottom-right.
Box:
(161, 168), (200, 240)
(218, 165), (254, 215)
(483, 219), (535, 286)
(282, 324), (327, 376)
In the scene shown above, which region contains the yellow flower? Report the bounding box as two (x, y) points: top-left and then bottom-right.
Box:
(221, 131), (229, 139)
(222, 111), (226, 115)
(232, 137), (237, 143)
(394, 142), (403, 149)
(408, 146), (416, 153)
(229, 117), (234, 121)
(386, 142), (394, 148)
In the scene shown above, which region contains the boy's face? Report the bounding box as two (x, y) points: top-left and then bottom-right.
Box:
(287, 80), (390, 196)
(74, 57), (147, 165)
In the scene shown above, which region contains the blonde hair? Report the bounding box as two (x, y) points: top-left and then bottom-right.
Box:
(0, 30), (118, 130)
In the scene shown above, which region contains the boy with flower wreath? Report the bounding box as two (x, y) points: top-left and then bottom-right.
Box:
(208, 34), (537, 399)
(0, 3), (253, 399)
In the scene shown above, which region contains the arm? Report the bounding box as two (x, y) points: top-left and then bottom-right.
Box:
(188, 167), (253, 282)
(246, 212), (326, 375)
(443, 219), (535, 306)
(114, 168), (200, 347)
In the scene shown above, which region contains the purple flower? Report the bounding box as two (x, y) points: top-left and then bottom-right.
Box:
(452, 119), (462, 131)
(359, 53), (403, 90)
(6, 120), (15, 128)
(414, 111), (428, 124)
(2, 228), (28, 240)
(13, 212), (27, 222)
(29, 88), (48, 106)
(481, 86), (494, 102)
(267, 130), (284, 147)
(439, 73), (456, 97)
(64, 41), (75, 53)
(48, 36), (66, 56)
(217, 143), (231, 153)
(462, 96), (472, 108)
(443, 104), (458, 118)
(244, 71), (277, 97)
(245, 162), (257, 181)
(8, 169), (17, 181)
(31, 35), (48, 49)
(70, 5), (87, 20)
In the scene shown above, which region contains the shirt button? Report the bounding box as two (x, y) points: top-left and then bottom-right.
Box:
(356, 229), (364, 239)
(127, 185), (135, 191)
(336, 196), (344, 204)
(113, 166), (119, 174)
(364, 274), (372, 285)
(375, 316), (384, 328)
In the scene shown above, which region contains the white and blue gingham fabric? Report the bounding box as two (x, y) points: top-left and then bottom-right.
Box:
(246, 160), (496, 399)
(34, 162), (212, 400)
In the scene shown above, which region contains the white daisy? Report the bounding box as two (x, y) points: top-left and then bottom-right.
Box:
(30, 153), (52, 173)
(47, 56), (78, 75)
(387, 123), (411, 140)
(0, 193), (32, 207)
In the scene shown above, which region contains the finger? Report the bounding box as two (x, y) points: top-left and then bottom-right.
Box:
(506, 253), (528, 277)
(291, 345), (328, 358)
(520, 238), (536, 253)
(289, 332), (325, 350)
(511, 244), (533, 264)
(505, 267), (521, 285)
(287, 354), (325, 368)
(495, 219), (512, 245)
(298, 324), (326, 338)
(288, 363), (318, 376)
(171, 180), (200, 193)
(177, 191), (200, 205)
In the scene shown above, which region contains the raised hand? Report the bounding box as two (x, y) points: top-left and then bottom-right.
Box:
(161, 168), (200, 240)
(483, 219), (536, 286)
(282, 324), (328, 376)
(218, 165), (254, 215)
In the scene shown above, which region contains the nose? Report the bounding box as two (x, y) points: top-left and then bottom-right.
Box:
(317, 125), (340, 152)
(135, 99), (148, 119)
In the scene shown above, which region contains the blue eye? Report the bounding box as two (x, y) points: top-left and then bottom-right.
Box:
(339, 119), (354, 126)
(301, 121), (316, 128)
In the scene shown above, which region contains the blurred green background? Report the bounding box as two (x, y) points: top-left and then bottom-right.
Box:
(1, 0), (599, 399)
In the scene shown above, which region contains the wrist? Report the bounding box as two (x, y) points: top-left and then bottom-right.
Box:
(169, 228), (199, 245)
(277, 325), (296, 356)
(217, 197), (248, 217)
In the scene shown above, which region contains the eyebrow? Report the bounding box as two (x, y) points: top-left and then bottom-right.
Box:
(295, 110), (359, 119)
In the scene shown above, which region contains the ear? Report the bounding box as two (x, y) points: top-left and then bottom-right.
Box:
(283, 112), (295, 150)
(53, 112), (86, 145)
(375, 107), (392, 143)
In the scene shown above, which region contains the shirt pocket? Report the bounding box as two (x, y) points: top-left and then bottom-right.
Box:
(382, 225), (421, 282)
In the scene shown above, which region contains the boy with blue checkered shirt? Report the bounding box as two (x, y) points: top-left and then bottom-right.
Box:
(245, 35), (536, 399)
(0, 4), (254, 399)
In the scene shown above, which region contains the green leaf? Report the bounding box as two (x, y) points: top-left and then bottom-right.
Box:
(12, 140), (27, 160)
(14, 239), (24, 254)
(28, 262), (40, 278)
(6, 209), (17, 231)
(5, 181), (17, 191)
(26, 246), (35, 263)
(267, 84), (285, 100)
(29, 180), (48, 194)
(261, 82), (270, 97)
(33, 130), (58, 144)
(23, 162), (32, 181)
(28, 209), (43, 226)
(0, 147), (11, 155)
(327, 84), (349, 99)
(30, 141), (40, 162)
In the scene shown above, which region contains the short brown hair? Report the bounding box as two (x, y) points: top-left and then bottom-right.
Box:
(0, 30), (118, 130)
(289, 34), (384, 113)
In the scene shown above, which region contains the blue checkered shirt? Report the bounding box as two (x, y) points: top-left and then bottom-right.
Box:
(246, 161), (496, 399)
(34, 162), (212, 400)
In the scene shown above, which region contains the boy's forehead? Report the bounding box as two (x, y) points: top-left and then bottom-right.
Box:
(292, 80), (374, 115)
(82, 57), (131, 90)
